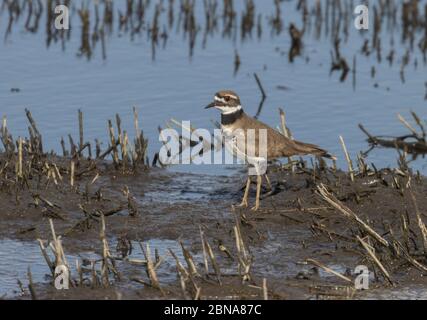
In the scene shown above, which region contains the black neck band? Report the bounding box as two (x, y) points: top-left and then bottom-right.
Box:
(221, 109), (243, 126)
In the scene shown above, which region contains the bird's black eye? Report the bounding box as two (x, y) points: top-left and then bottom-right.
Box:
(225, 96), (230, 102)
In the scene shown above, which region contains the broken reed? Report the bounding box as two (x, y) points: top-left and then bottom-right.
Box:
(163, 220), (258, 299)
(360, 111), (427, 156)
(315, 173), (427, 288)
(129, 219), (257, 299)
(307, 113), (427, 289)
(339, 135), (354, 182)
(37, 217), (122, 291)
(0, 108), (148, 266)
(0, 108), (149, 195)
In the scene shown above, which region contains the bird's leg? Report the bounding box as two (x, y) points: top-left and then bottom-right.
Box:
(238, 176), (251, 208)
(264, 174), (272, 191)
(251, 174), (262, 211)
(260, 174), (275, 199)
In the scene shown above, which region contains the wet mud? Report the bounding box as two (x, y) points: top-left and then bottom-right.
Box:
(2, 150), (427, 300)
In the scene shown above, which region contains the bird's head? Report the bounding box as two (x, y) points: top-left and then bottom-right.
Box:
(205, 90), (242, 114)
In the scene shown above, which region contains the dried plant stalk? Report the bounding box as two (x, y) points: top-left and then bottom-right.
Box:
(306, 258), (352, 283)
(140, 242), (164, 294)
(317, 184), (389, 247)
(339, 135), (354, 181)
(357, 236), (393, 285)
(408, 190), (427, 254)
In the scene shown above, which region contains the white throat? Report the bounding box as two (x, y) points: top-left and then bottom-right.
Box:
(218, 105), (242, 115)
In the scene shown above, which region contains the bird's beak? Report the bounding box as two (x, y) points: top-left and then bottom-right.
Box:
(205, 101), (216, 109)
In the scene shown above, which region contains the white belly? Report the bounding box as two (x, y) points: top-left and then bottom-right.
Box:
(221, 126), (267, 164)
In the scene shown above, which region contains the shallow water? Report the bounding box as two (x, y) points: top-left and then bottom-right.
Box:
(0, 0), (426, 176)
(0, 239), (47, 298)
(0, 237), (194, 297)
(2, 235), (426, 299)
(363, 285), (427, 300)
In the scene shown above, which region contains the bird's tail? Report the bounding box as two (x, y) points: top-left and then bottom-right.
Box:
(292, 140), (337, 161)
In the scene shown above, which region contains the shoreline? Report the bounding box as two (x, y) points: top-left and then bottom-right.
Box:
(1, 150), (427, 299)
(1, 110), (427, 300)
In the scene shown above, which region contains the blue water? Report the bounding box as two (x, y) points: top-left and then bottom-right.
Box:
(0, 0), (426, 174)
(0, 237), (188, 298)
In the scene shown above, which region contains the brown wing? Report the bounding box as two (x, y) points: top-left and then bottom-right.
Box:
(235, 113), (334, 160)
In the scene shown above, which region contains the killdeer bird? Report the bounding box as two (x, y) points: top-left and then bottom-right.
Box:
(205, 90), (336, 211)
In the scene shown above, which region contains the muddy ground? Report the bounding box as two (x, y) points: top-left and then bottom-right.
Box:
(1, 150), (427, 300)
